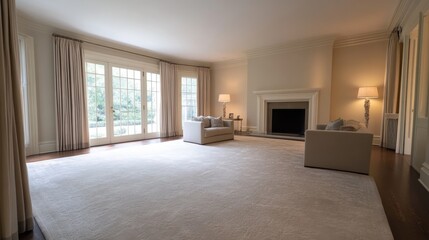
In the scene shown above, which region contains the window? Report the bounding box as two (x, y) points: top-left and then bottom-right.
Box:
(18, 37), (30, 146)
(146, 72), (160, 133)
(181, 77), (197, 124)
(86, 62), (107, 139)
(18, 34), (38, 155)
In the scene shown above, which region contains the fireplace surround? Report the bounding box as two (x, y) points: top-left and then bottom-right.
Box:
(254, 89), (319, 134)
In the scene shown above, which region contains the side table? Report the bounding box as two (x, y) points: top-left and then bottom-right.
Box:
(229, 118), (243, 133)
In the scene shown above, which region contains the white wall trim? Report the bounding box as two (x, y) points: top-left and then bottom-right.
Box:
(39, 141), (57, 154)
(212, 58), (247, 69)
(17, 15), (54, 33)
(334, 31), (389, 48)
(247, 36), (335, 59)
(372, 135), (381, 146)
(254, 89), (319, 134)
(389, 0), (416, 30)
(419, 162), (429, 192)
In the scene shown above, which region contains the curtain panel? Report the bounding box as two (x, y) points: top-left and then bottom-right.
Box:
(381, 27), (402, 148)
(0, 0), (34, 239)
(53, 36), (89, 151)
(197, 67), (210, 116)
(160, 61), (178, 137)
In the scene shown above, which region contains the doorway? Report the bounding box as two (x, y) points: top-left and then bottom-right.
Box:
(85, 60), (161, 146)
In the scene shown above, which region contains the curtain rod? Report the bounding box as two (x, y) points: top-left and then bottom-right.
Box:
(52, 33), (210, 69)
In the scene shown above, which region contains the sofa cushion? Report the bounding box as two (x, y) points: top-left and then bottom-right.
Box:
(204, 127), (231, 137)
(210, 117), (223, 127)
(192, 116), (211, 128)
(325, 118), (343, 130)
(202, 117), (211, 128)
(192, 116), (203, 121)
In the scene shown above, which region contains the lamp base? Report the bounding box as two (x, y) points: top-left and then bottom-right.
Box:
(364, 99), (370, 128)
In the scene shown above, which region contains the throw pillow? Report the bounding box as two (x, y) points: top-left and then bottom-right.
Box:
(325, 118), (343, 130)
(210, 117), (223, 127)
(202, 117), (211, 128)
(192, 116), (204, 121)
(340, 120), (362, 131)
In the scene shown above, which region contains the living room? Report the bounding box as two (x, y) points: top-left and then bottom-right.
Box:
(2, 0), (429, 239)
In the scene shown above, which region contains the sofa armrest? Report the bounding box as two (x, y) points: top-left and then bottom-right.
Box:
(183, 121), (204, 144)
(222, 120), (233, 129)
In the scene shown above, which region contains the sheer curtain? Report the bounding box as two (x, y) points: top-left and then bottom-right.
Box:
(197, 67), (210, 116)
(0, 0), (34, 239)
(53, 36), (89, 151)
(160, 61), (178, 137)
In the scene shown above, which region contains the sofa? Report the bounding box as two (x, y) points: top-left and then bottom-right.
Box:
(183, 118), (234, 145)
(304, 122), (373, 174)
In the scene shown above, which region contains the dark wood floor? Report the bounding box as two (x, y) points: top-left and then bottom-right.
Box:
(20, 137), (429, 240)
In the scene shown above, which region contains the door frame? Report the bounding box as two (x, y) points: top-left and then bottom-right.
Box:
(85, 51), (160, 146)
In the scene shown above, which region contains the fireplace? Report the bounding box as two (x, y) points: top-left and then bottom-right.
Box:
(254, 89), (319, 135)
(267, 102), (308, 136)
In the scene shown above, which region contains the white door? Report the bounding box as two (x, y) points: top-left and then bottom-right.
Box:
(404, 26), (419, 155)
(85, 61), (161, 146)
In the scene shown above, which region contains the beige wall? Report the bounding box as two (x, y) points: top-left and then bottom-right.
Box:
(211, 61), (248, 127)
(246, 45), (334, 128)
(331, 40), (388, 138)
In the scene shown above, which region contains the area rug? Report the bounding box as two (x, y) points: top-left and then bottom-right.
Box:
(27, 136), (393, 240)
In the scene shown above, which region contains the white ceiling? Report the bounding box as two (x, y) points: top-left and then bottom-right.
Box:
(16, 0), (400, 63)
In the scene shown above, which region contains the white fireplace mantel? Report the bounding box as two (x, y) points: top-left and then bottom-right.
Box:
(254, 88), (320, 133)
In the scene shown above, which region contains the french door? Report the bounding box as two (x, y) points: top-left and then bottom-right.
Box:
(85, 60), (160, 146)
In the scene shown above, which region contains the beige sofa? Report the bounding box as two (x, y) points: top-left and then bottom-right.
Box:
(183, 120), (234, 144)
(304, 129), (373, 174)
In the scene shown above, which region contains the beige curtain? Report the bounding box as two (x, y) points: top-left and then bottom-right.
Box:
(381, 27), (402, 148)
(160, 61), (178, 137)
(53, 36), (89, 151)
(0, 0), (34, 239)
(197, 67), (211, 116)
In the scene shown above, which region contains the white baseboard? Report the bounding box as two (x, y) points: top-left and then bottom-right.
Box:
(419, 163), (429, 192)
(372, 135), (381, 146)
(39, 141), (57, 154)
(246, 126), (257, 132)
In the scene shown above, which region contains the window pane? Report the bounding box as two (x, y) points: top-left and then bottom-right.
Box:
(147, 72), (161, 133)
(87, 63), (95, 73)
(85, 61), (106, 140)
(112, 67), (120, 77)
(96, 64), (104, 74)
(181, 77), (198, 125)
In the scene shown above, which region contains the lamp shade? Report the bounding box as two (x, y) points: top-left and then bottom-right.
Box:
(357, 87), (378, 99)
(218, 94), (230, 103)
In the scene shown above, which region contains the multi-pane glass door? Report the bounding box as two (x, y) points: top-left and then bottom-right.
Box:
(112, 67), (142, 137)
(85, 61), (160, 146)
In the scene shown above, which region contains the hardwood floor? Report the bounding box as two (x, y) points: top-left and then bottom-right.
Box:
(20, 137), (429, 240)
(369, 147), (429, 239)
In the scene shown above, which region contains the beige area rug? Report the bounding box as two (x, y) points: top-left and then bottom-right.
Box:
(27, 136), (393, 240)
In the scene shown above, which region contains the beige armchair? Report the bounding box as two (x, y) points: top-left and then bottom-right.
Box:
(304, 129), (373, 174)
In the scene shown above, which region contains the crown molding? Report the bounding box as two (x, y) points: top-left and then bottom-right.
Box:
(388, 0), (417, 31)
(17, 14), (54, 33)
(17, 14), (211, 68)
(334, 31), (389, 48)
(212, 58), (247, 70)
(246, 36), (336, 59)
